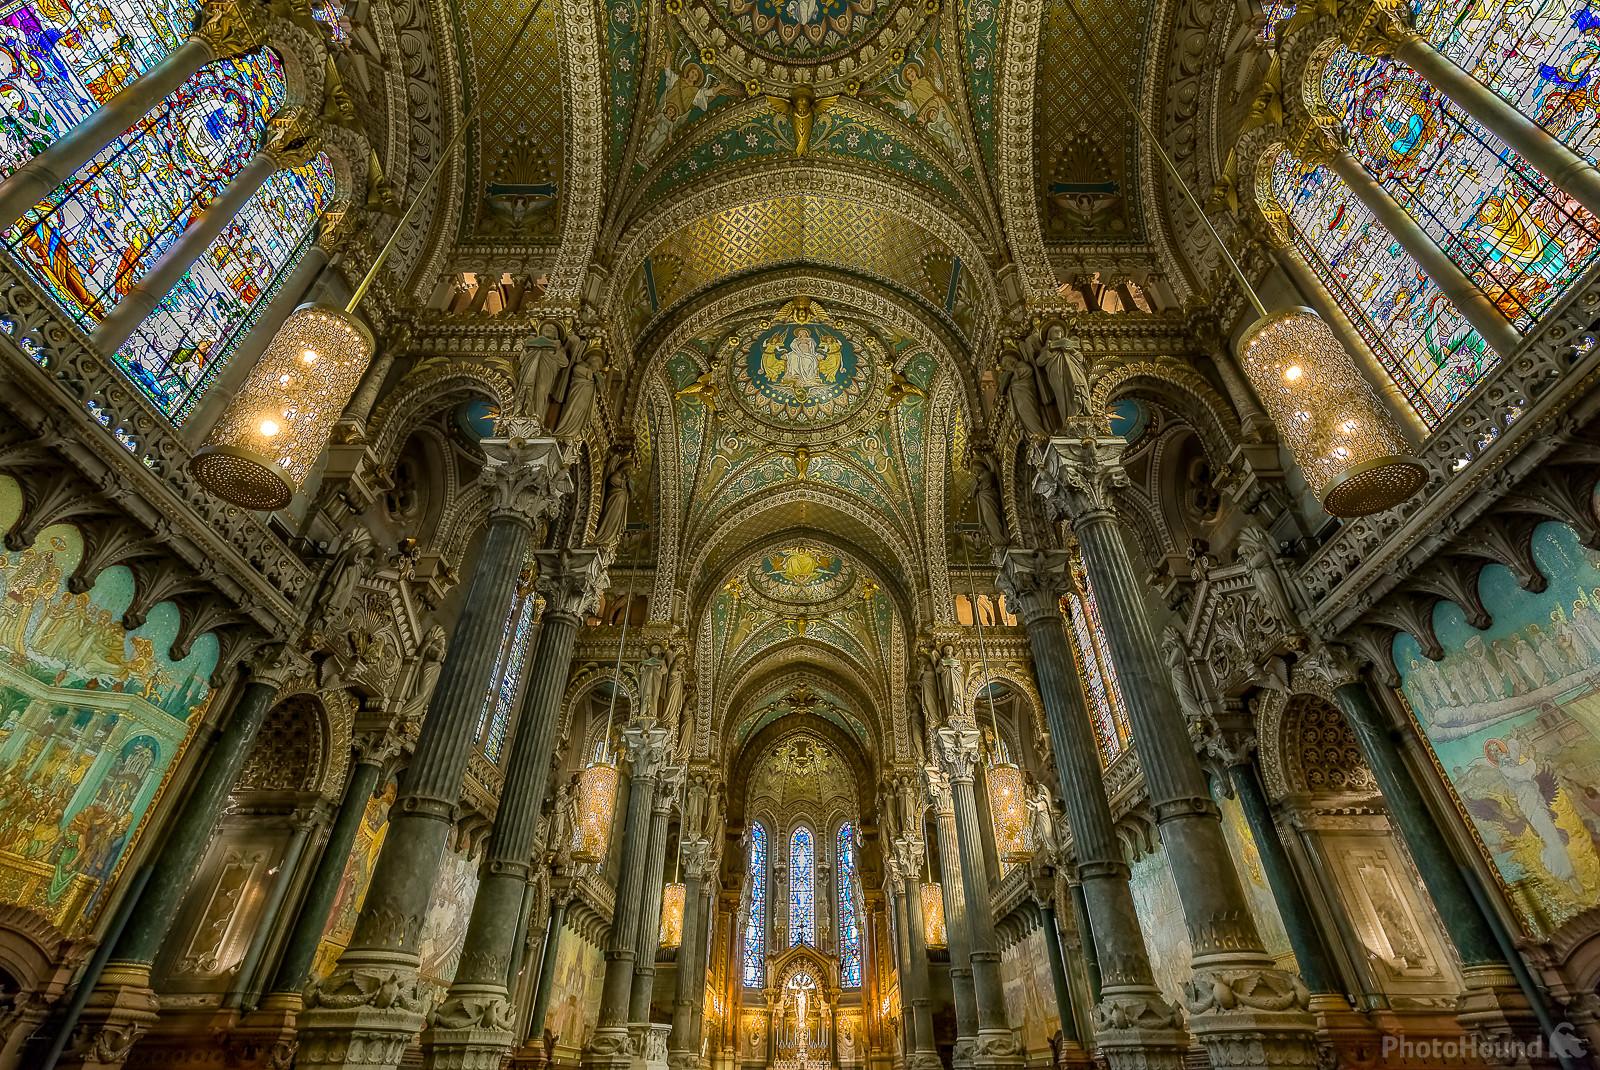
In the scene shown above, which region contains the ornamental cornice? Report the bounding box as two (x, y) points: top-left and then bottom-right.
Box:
(994, 0), (1065, 309)
(542, 0), (606, 306)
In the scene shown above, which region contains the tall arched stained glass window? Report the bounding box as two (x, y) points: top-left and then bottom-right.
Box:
(1063, 554), (1131, 765)
(1322, 47), (1600, 331)
(836, 822), (862, 987)
(1270, 150), (1490, 425)
(743, 821), (768, 987)
(1412, 0), (1600, 163)
(0, 0), (203, 177)
(116, 153), (335, 421)
(476, 575), (538, 764)
(2, 48), (285, 333)
(789, 825), (815, 947)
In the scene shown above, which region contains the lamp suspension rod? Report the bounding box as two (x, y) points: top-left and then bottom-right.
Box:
(961, 525), (1001, 751)
(1059, 0), (1267, 320)
(601, 493), (633, 761)
(343, 0), (545, 313)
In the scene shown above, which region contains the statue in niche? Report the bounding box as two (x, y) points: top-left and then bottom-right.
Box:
(593, 451), (633, 549)
(996, 338), (1048, 438)
(319, 527), (376, 625)
(553, 338), (604, 439)
(404, 625), (447, 716)
(516, 323), (569, 429)
(1035, 321), (1089, 424)
(973, 456), (1011, 548)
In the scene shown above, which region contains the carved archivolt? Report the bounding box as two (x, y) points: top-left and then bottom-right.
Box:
(367, 358), (514, 476)
(995, 0), (1060, 307)
(1090, 358), (1241, 467)
(544, 0), (605, 304)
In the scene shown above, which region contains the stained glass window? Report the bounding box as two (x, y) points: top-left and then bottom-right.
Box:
(743, 821), (768, 987)
(837, 822), (862, 987)
(476, 577), (538, 764)
(1412, 0), (1600, 163)
(3, 49), (285, 332)
(1270, 151), (1492, 425)
(309, 0), (351, 44)
(789, 825), (815, 947)
(1062, 554), (1131, 765)
(0, 0), (203, 178)
(115, 153), (334, 421)
(1257, 0), (1295, 43)
(1323, 47), (1600, 332)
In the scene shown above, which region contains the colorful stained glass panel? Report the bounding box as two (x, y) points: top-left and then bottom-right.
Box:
(2, 49), (284, 331)
(0, 0), (203, 177)
(115, 153), (332, 421)
(1270, 150), (1492, 425)
(789, 825), (815, 947)
(1324, 48), (1600, 331)
(475, 583), (537, 764)
(1064, 555), (1131, 765)
(743, 821), (768, 987)
(837, 822), (862, 986)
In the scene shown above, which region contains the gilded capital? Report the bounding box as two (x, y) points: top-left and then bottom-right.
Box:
(193, 0), (269, 57)
(1030, 431), (1129, 522)
(263, 108), (325, 168)
(479, 436), (574, 527)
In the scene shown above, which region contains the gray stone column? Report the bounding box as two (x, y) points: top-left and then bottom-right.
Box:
(925, 782), (978, 1070)
(1038, 899), (1082, 1047)
(631, 774), (681, 1023)
(228, 809), (317, 1008)
(295, 437), (572, 1070)
(334, 323), (409, 444)
(890, 837), (940, 1070)
(527, 880), (577, 1047)
(1066, 881), (1100, 1006)
(424, 549), (605, 1070)
(1031, 435), (1319, 1070)
(584, 723), (672, 1070)
(934, 728), (1021, 1070)
(996, 550), (1186, 1070)
(886, 862), (919, 1060)
(689, 873), (716, 1054)
(64, 649), (304, 1069)
(671, 838), (714, 1063)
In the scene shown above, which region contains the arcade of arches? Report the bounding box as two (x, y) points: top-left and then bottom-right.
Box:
(10, 0), (1600, 1068)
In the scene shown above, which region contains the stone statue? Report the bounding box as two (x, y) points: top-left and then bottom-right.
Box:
(661, 645), (687, 729)
(1036, 322), (1090, 422)
(405, 624), (447, 716)
(320, 527), (376, 623)
(917, 647), (942, 724)
(1160, 625), (1203, 723)
(973, 456), (1010, 548)
(1237, 526), (1299, 627)
(637, 642), (668, 722)
(517, 324), (568, 428)
(552, 337), (604, 439)
(1026, 781), (1055, 854)
(594, 452), (633, 548)
(935, 643), (963, 719)
(996, 339), (1048, 438)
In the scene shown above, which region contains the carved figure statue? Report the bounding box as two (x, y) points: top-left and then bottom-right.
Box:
(1036, 322), (1089, 421)
(996, 339), (1048, 437)
(1026, 781), (1055, 854)
(637, 642), (668, 722)
(661, 645), (687, 729)
(917, 647), (942, 724)
(553, 338), (604, 439)
(594, 452), (633, 548)
(320, 527), (376, 623)
(1236, 526), (1299, 627)
(517, 325), (569, 427)
(405, 624), (447, 716)
(1160, 625), (1203, 723)
(935, 643), (963, 720)
(973, 456), (1010, 548)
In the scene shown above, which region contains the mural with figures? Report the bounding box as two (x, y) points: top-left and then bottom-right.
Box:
(0, 477), (217, 938)
(313, 780), (395, 976)
(1126, 848), (1192, 1007)
(999, 926), (1060, 1052)
(1216, 789), (1297, 969)
(1395, 520), (1600, 938)
(418, 838), (483, 990)
(544, 931), (606, 1050)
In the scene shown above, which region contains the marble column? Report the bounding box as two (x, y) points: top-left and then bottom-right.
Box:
(886, 863), (919, 1060)
(1066, 881), (1100, 1005)
(934, 727), (1022, 1070)
(631, 775), (680, 1023)
(1038, 900), (1083, 1048)
(228, 811), (317, 1008)
(295, 436), (572, 1070)
(91, 110), (325, 354)
(996, 550), (1186, 1070)
(0, 0), (268, 228)
(424, 549), (604, 1070)
(527, 880), (577, 1050)
(64, 650), (303, 1069)
(926, 782), (978, 1070)
(891, 838), (940, 1070)
(1306, 132), (1523, 358)
(334, 329), (408, 444)
(671, 838), (715, 1064)
(688, 873), (716, 1054)
(584, 723), (672, 1070)
(1031, 436), (1320, 1070)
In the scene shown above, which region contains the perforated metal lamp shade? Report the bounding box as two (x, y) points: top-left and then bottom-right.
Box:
(1237, 308), (1425, 517)
(660, 881), (686, 947)
(987, 761), (1032, 863)
(570, 760), (620, 863)
(191, 304), (375, 510)
(920, 883), (946, 948)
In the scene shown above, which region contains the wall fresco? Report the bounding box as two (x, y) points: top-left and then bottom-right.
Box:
(418, 837), (483, 990)
(544, 928), (606, 1050)
(999, 925), (1058, 1052)
(1215, 788), (1297, 970)
(312, 780), (395, 977)
(1126, 847), (1192, 1008)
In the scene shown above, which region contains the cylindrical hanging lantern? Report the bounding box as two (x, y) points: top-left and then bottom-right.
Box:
(660, 881), (686, 947)
(987, 760), (1033, 863)
(920, 883), (946, 949)
(1237, 308), (1425, 517)
(192, 304), (375, 510)
(570, 759), (620, 862)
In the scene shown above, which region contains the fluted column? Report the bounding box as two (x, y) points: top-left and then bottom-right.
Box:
(631, 775), (680, 1023)
(91, 109), (325, 354)
(1030, 435), (1319, 1070)
(296, 437), (572, 1070)
(889, 842), (940, 1070)
(926, 784), (978, 1070)
(688, 874), (716, 1054)
(886, 863), (919, 1060)
(424, 549), (605, 1070)
(996, 550), (1186, 1070)
(335, 322), (411, 443)
(527, 878), (577, 1049)
(0, 0), (268, 228)
(585, 723), (673, 1070)
(63, 649), (304, 1069)
(1038, 899), (1082, 1047)
(1304, 132), (1522, 358)
(671, 839), (715, 1062)
(935, 728), (1021, 1070)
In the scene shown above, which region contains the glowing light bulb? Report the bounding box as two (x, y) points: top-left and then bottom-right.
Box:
(258, 419), (281, 438)
(302, 349), (318, 364)
(1283, 364), (1304, 382)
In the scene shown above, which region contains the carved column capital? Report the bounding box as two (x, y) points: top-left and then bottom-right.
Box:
(936, 725), (984, 782)
(1200, 698), (1258, 770)
(262, 107), (324, 168)
(922, 763), (954, 814)
(534, 547), (606, 618)
(994, 548), (1073, 625)
(479, 436), (574, 527)
(1296, 642), (1366, 692)
(193, 0), (270, 56)
(246, 645), (312, 691)
(621, 723), (673, 779)
(1030, 431), (1130, 522)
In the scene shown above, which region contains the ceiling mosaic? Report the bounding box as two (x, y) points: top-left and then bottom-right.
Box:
(746, 730), (857, 815)
(735, 680), (872, 751)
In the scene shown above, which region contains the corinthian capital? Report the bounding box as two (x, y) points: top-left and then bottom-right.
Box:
(621, 723), (672, 779)
(194, 0), (269, 56)
(935, 725), (984, 781)
(263, 108), (324, 168)
(995, 548), (1073, 625)
(534, 547), (606, 618)
(479, 436), (574, 527)
(1031, 429), (1129, 522)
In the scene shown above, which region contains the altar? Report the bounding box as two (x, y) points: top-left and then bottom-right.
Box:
(761, 946), (842, 1070)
